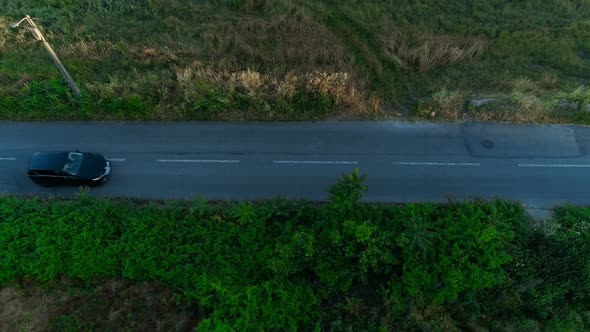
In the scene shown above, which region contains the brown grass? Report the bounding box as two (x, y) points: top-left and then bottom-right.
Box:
(539, 72), (561, 90)
(513, 78), (540, 94)
(383, 32), (488, 72)
(0, 18), (7, 51)
(507, 79), (557, 123)
(415, 87), (466, 120)
(175, 63), (382, 117)
(0, 16), (36, 52)
(468, 93), (554, 124)
(58, 39), (114, 60)
(472, 107), (554, 123)
(84, 76), (138, 100)
(466, 77), (569, 123)
(202, 13), (353, 74)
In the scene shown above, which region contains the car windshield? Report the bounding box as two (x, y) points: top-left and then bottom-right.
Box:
(62, 152), (84, 176)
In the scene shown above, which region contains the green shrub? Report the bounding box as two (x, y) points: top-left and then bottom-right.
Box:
(396, 201), (519, 305)
(519, 206), (590, 318)
(0, 173), (589, 330)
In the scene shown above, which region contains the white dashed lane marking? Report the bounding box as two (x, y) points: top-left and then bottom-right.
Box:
(272, 160), (358, 165)
(157, 159), (240, 163)
(392, 161), (480, 166)
(517, 163), (590, 168)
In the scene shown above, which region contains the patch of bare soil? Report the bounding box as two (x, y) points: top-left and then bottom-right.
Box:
(0, 279), (200, 332)
(0, 284), (57, 332)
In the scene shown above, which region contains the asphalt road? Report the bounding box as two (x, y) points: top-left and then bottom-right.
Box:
(1, 121), (589, 209)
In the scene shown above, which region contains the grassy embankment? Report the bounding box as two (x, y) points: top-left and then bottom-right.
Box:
(1, 0), (589, 123)
(1, 171), (590, 330)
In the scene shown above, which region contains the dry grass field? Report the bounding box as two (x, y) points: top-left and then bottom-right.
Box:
(0, 0), (589, 122)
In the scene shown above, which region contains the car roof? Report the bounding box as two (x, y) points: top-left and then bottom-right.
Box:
(29, 151), (71, 171)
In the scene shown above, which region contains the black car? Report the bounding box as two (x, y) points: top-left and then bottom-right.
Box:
(28, 151), (111, 186)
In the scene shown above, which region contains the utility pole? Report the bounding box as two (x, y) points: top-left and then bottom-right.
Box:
(10, 15), (81, 97)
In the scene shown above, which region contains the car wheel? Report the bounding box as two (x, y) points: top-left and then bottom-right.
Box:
(31, 179), (53, 187)
(85, 180), (101, 188)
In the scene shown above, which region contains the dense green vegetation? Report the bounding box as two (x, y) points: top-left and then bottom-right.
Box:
(1, 0), (589, 122)
(1, 171), (590, 330)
